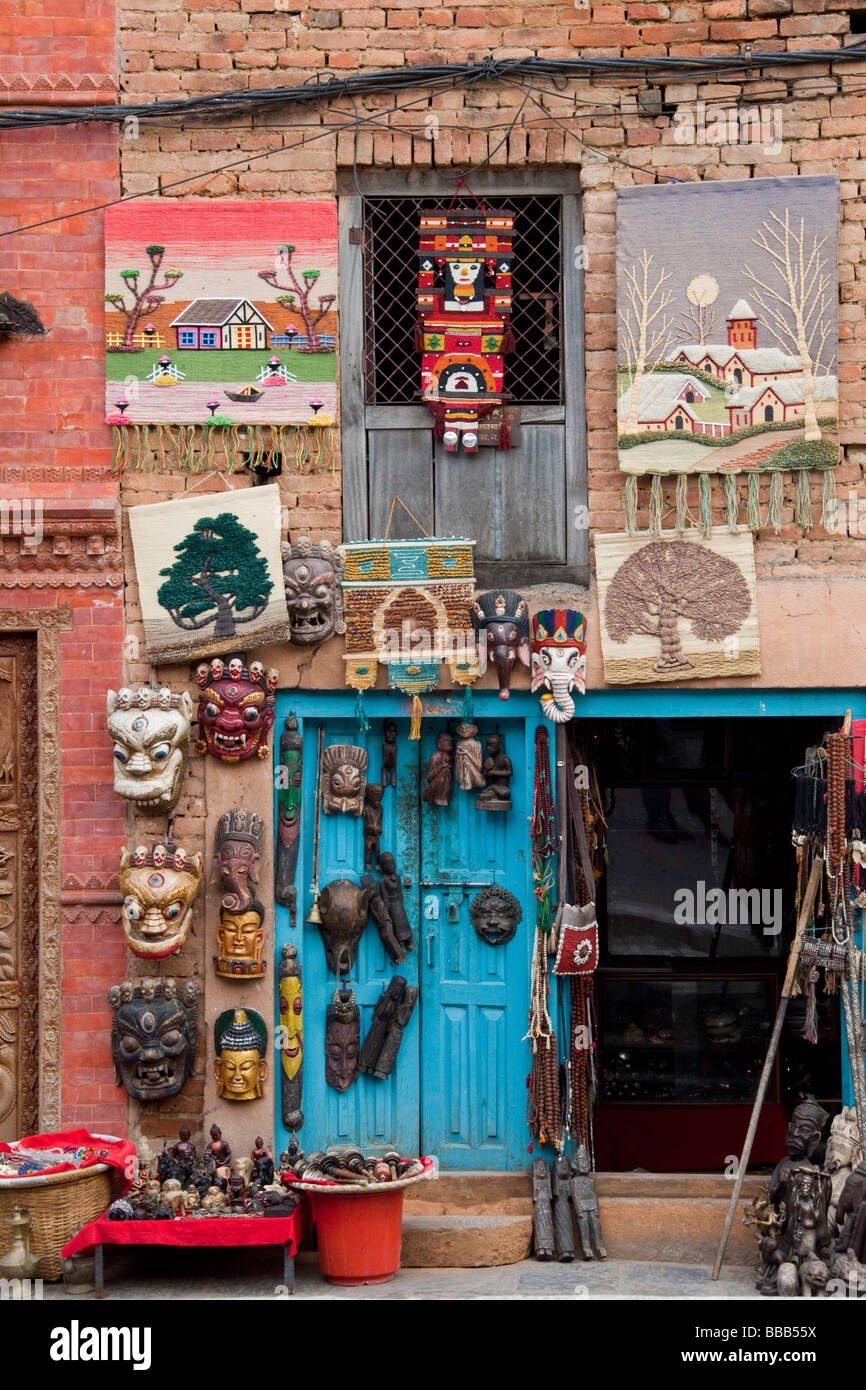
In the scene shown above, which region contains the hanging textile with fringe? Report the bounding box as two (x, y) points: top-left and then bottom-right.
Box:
(616, 175), (840, 536)
(111, 421), (336, 476)
(525, 726), (564, 1151)
(340, 503), (478, 738)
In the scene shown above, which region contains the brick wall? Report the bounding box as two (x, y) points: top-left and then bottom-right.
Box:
(117, 0), (866, 570)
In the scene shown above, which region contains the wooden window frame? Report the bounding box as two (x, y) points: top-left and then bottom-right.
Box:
(338, 170), (589, 588)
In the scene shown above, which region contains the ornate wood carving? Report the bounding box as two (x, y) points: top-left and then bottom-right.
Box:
(0, 608), (72, 1131)
(0, 501), (120, 590)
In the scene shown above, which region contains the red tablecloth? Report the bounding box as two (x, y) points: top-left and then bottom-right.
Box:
(61, 1209), (302, 1258)
(0, 1129), (135, 1189)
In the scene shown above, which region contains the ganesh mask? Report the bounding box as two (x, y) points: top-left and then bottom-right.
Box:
(281, 536), (346, 645)
(472, 590), (530, 700)
(107, 686), (193, 813)
(531, 609), (587, 724)
(109, 978), (199, 1102)
(119, 842), (204, 959)
(195, 656), (277, 762)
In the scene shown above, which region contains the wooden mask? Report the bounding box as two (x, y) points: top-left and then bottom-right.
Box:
(107, 686), (193, 813)
(317, 878), (374, 975)
(210, 807), (264, 913)
(321, 743), (368, 816)
(109, 978), (199, 1102)
(119, 841), (203, 959)
(194, 655), (278, 763)
(281, 536), (346, 645)
(324, 986), (360, 1093)
(213, 1008), (268, 1102)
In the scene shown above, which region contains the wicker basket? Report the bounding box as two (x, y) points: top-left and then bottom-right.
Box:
(0, 1164), (113, 1281)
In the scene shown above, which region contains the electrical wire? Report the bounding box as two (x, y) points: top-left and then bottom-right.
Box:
(3, 50), (866, 130)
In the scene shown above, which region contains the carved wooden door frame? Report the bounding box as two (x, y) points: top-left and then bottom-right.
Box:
(0, 609), (72, 1131)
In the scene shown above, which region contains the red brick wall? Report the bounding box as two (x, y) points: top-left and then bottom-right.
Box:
(0, 106), (125, 1129)
(5, 0), (116, 77)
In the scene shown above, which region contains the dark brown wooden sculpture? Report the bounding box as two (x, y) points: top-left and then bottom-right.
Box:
(210, 807), (264, 913)
(381, 720), (398, 789)
(476, 732), (513, 812)
(363, 783), (384, 870)
(359, 977), (406, 1075)
(325, 986), (361, 1093)
(421, 732), (454, 808)
(471, 589), (530, 700)
(378, 852), (414, 954)
(570, 1146), (607, 1260)
(317, 878), (374, 974)
(361, 873), (405, 965)
(469, 884), (522, 946)
(373, 985), (418, 1079)
(108, 978), (199, 1102)
(532, 1156), (554, 1261)
(552, 1152), (575, 1262)
(321, 743), (368, 816)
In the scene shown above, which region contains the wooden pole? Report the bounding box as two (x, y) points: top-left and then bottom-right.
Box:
(710, 853), (823, 1281)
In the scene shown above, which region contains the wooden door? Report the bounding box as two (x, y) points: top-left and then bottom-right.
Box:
(338, 178), (588, 589)
(418, 716), (534, 1169)
(0, 636), (39, 1141)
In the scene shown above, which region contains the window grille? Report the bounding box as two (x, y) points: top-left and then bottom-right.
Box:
(362, 194), (563, 407)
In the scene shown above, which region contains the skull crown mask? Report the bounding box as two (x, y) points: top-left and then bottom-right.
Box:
(195, 655), (278, 763)
(281, 535), (346, 645)
(119, 841), (204, 959)
(106, 686), (193, 813)
(109, 978), (199, 1102)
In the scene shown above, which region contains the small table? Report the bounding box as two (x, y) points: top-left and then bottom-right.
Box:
(61, 1210), (303, 1297)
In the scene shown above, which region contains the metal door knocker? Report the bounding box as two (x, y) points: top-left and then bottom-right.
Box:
(469, 885), (522, 946)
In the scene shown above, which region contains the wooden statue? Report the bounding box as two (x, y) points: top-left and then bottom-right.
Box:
(476, 732), (513, 811)
(363, 783), (384, 870)
(421, 732), (455, 808)
(359, 977), (406, 1075)
(455, 722), (485, 791)
(552, 1152), (575, 1262)
(570, 1146), (607, 1260)
(531, 1157), (554, 1261)
(373, 985), (418, 1079)
(275, 715), (303, 921)
(378, 853), (414, 953)
(362, 873), (405, 965)
(381, 720), (398, 788)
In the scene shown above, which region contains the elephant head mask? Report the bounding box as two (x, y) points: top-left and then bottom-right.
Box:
(471, 589), (530, 700)
(531, 609), (587, 724)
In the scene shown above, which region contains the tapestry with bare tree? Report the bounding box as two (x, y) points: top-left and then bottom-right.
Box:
(594, 529), (761, 685)
(616, 177), (839, 480)
(105, 200), (337, 427)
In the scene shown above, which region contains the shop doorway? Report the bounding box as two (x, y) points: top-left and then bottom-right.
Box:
(583, 710), (846, 1171)
(275, 694), (539, 1169)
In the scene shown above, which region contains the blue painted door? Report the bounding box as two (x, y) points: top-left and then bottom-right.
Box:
(418, 717), (534, 1170)
(274, 697), (537, 1170)
(285, 714), (421, 1157)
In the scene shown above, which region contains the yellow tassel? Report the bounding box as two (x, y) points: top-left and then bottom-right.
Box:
(409, 695), (423, 740)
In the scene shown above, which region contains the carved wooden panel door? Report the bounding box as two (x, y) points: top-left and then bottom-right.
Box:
(0, 636), (39, 1141)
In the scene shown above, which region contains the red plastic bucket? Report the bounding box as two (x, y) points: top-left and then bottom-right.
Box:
(311, 1188), (404, 1286)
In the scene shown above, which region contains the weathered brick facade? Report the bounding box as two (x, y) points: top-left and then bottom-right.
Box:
(4, 0), (866, 1150)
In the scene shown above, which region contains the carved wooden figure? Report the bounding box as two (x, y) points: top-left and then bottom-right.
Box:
(378, 853), (414, 952)
(570, 1146), (607, 1260)
(532, 1157), (554, 1261)
(363, 783), (384, 869)
(373, 985), (418, 1079)
(362, 873), (405, 965)
(278, 943), (304, 1133)
(552, 1152), (575, 1262)
(422, 732), (455, 808)
(381, 720), (398, 788)
(475, 733), (513, 811)
(359, 977), (406, 1075)
(455, 722), (485, 791)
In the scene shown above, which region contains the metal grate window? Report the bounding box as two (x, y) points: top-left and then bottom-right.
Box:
(362, 194), (563, 407)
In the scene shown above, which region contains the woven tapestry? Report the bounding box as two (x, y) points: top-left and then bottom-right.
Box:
(105, 200), (337, 429)
(417, 204), (514, 454)
(341, 537), (478, 695)
(616, 176), (839, 527)
(129, 483), (290, 664)
(594, 528), (760, 685)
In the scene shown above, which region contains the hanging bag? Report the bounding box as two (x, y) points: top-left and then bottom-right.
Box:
(553, 759), (599, 977)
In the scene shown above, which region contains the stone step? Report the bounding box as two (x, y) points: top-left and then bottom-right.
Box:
(405, 1170), (530, 1208)
(401, 1213), (533, 1269)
